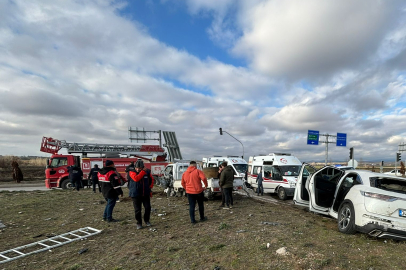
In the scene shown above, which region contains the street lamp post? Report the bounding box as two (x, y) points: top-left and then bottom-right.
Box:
(219, 128), (244, 159)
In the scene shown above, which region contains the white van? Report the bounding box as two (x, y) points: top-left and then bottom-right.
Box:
(247, 153), (302, 200)
(202, 156), (247, 190)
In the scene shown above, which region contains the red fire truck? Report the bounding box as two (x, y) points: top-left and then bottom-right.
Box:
(40, 137), (171, 189)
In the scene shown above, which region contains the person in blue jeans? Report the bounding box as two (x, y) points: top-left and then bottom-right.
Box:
(98, 160), (123, 222)
(256, 167), (264, 196)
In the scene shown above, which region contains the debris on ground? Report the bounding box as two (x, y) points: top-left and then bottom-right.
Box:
(236, 230), (247, 233)
(0, 221), (6, 229)
(266, 243), (270, 249)
(276, 247), (288, 255)
(78, 248), (88, 254)
(261, 222), (280, 226)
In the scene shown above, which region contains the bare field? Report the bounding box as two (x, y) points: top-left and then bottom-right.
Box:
(0, 187), (405, 270)
(0, 166), (44, 182)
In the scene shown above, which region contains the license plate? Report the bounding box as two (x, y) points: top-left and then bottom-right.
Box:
(399, 209), (406, 217)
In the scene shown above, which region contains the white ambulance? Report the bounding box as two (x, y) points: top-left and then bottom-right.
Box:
(202, 156), (247, 192)
(247, 153), (302, 200)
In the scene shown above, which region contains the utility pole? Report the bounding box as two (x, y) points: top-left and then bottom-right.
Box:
(319, 133), (337, 165)
(219, 128), (244, 159)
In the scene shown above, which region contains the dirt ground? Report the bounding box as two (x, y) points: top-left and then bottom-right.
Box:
(0, 187), (405, 270)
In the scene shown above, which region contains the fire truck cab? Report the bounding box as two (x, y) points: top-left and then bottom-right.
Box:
(45, 154), (81, 189)
(247, 153), (302, 200)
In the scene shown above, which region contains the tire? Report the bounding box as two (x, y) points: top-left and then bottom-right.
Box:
(277, 187), (287, 200)
(60, 178), (72, 190)
(337, 202), (357, 234)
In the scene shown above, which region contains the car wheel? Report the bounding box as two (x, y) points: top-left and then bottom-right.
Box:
(337, 202), (357, 234)
(61, 178), (72, 190)
(277, 187), (287, 200)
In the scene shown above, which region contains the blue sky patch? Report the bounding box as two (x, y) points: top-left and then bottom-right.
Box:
(118, 1), (246, 67)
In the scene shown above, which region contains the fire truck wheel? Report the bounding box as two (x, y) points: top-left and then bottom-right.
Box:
(61, 178), (72, 190)
(277, 187), (287, 200)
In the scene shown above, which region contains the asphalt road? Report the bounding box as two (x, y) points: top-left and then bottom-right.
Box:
(0, 181), (50, 192)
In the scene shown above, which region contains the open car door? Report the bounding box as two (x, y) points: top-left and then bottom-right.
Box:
(293, 163), (317, 206)
(308, 166), (345, 215)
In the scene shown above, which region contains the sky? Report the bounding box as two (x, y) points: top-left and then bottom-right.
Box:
(1, 0), (406, 163)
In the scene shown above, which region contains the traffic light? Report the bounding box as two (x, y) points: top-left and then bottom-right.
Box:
(381, 161), (384, 166)
(349, 147), (354, 159)
(397, 152), (401, 162)
(219, 128), (223, 135)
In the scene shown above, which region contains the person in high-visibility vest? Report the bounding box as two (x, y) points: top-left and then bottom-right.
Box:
(98, 160), (123, 222)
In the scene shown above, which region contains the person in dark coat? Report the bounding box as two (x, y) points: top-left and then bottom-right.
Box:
(98, 160), (123, 222)
(69, 165), (83, 191)
(256, 167), (264, 196)
(218, 164), (225, 208)
(88, 164), (101, 193)
(125, 161), (135, 191)
(129, 160), (154, 229)
(219, 162), (234, 209)
(11, 161), (23, 183)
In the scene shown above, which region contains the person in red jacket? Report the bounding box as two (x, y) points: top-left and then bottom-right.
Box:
(181, 161), (208, 224)
(129, 159), (154, 229)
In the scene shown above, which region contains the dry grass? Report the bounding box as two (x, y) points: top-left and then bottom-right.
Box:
(0, 156), (47, 169)
(0, 156), (19, 168)
(1, 187), (406, 270)
(0, 158), (46, 182)
(21, 157), (47, 167)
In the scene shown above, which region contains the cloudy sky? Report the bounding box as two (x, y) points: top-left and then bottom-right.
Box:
(1, 0), (406, 163)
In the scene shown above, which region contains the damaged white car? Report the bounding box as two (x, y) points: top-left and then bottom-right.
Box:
(294, 164), (406, 240)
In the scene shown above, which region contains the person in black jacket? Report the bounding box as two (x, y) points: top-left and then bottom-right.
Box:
(69, 165), (83, 191)
(88, 164), (101, 193)
(129, 159), (154, 229)
(218, 164), (226, 208)
(98, 160), (123, 222)
(125, 161), (135, 191)
(219, 162), (234, 209)
(256, 167), (264, 196)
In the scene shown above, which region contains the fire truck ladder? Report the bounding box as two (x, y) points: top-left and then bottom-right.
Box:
(40, 137), (165, 155)
(0, 227), (101, 264)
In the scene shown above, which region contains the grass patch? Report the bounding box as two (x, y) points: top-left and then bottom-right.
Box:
(0, 187), (405, 269)
(218, 222), (229, 230)
(209, 244), (226, 251)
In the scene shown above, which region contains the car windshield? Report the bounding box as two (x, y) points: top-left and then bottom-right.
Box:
(279, 165), (301, 176)
(233, 164), (248, 174)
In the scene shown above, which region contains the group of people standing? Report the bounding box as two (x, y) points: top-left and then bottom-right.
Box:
(73, 159), (250, 227)
(95, 159), (153, 229)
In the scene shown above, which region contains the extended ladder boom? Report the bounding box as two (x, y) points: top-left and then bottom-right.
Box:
(40, 136), (165, 155)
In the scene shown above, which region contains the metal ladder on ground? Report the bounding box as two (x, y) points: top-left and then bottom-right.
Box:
(0, 227), (102, 264)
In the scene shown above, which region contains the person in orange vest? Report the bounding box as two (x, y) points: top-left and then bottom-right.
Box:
(98, 160), (123, 222)
(129, 160), (154, 230)
(181, 161), (208, 224)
